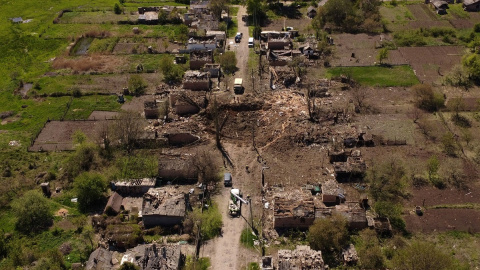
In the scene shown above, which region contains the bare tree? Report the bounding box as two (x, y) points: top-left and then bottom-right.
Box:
(192, 147), (221, 193)
(408, 107), (424, 124)
(351, 86), (369, 113)
(111, 110), (145, 153)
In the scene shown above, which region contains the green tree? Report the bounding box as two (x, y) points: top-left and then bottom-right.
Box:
(12, 190), (53, 234)
(128, 75), (147, 96)
(392, 241), (454, 270)
(377, 48), (389, 65)
(74, 173), (107, 213)
(354, 229), (385, 269)
(411, 84), (445, 112)
(308, 214), (349, 266)
(321, 0), (356, 29)
(119, 262), (139, 270)
(114, 3), (122, 14)
(247, 0), (266, 24)
(160, 56), (185, 83)
(462, 53), (480, 83)
(209, 0), (227, 19)
(217, 51), (237, 74)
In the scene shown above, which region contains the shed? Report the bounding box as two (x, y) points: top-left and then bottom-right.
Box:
(307, 6), (317, 18)
(464, 0), (480, 11)
(104, 192), (124, 215)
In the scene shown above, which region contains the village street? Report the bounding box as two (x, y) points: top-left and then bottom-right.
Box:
(200, 6), (259, 270)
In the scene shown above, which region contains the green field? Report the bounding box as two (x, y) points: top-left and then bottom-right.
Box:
(326, 65), (420, 87)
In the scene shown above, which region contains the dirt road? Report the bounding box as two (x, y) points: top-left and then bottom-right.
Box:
(230, 5), (250, 91)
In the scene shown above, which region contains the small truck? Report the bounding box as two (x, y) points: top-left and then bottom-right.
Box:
(229, 189), (243, 216)
(234, 78), (244, 94)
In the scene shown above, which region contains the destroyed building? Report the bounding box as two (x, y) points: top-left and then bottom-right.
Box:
(142, 188), (187, 227)
(121, 243), (182, 270)
(190, 50), (214, 70)
(86, 248), (113, 270)
(183, 70), (211, 91)
(158, 154), (198, 183)
(104, 192), (124, 215)
(206, 30), (226, 47)
(333, 150), (367, 182)
(260, 32), (292, 50)
(273, 192), (316, 229)
(270, 66), (298, 88)
(169, 90), (206, 115)
(187, 35), (217, 51)
(321, 178), (344, 205)
(335, 202), (368, 230)
(138, 7), (160, 24)
(111, 178), (156, 196)
(144, 100), (160, 119)
(203, 63), (221, 78)
(277, 245), (327, 270)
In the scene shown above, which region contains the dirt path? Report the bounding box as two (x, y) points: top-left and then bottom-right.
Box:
(230, 5), (250, 91)
(201, 141), (261, 269)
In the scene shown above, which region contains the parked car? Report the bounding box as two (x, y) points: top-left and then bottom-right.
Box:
(224, 172), (233, 187)
(235, 32), (242, 43)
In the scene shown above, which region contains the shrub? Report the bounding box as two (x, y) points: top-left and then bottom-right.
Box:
(411, 84), (444, 112)
(441, 132), (457, 156)
(240, 228), (258, 248)
(474, 23), (480, 33)
(114, 3), (122, 14)
(217, 51), (238, 74)
(12, 190), (53, 234)
(128, 75), (147, 96)
(392, 241), (454, 270)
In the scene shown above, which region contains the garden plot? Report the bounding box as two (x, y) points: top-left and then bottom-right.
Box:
(29, 120), (106, 151)
(398, 46), (463, 84)
(331, 33), (407, 67)
(59, 11), (138, 24)
(113, 38), (183, 54)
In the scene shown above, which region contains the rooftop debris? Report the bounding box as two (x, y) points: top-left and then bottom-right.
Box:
(142, 187), (187, 227)
(278, 245), (327, 270)
(121, 243), (182, 270)
(111, 178), (156, 196)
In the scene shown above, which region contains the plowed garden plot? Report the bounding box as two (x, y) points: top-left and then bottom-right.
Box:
(449, 19), (474, 29)
(398, 46), (463, 84)
(407, 4), (437, 21)
(29, 120), (106, 151)
(405, 209), (480, 232)
(331, 33), (408, 67)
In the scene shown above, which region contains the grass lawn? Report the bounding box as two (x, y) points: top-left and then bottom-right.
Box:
(326, 65), (419, 87)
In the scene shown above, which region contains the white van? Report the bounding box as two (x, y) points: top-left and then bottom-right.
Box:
(248, 37), (254, 48)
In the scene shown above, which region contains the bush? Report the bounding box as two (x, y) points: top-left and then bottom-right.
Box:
(128, 75), (147, 96)
(240, 228), (258, 248)
(441, 132), (457, 156)
(186, 203), (223, 241)
(114, 3), (122, 14)
(474, 23), (480, 33)
(392, 241), (454, 270)
(411, 84), (444, 112)
(12, 190), (53, 234)
(64, 143), (97, 180)
(160, 56), (184, 84)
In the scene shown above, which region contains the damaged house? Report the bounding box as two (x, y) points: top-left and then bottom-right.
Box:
(104, 192), (124, 215)
(187, 35), (217, 51)
(142, 188), (187, 227)
(144, 100), (160, 119)
(111, 178), (156, 196)
(278, 245), (327, 270)
(260, 32), (292, 50)
(273, 192), (316, 229)
(121, 243), (182, 270)
(158, 154), (198, 183)
(138, 7), (160, 24)
(333, 150), (367, 182)
(190, 50), (214, 70)
(321, 178), (344, 204)
(169, 90), (206, 115)
(464, 0), (480, 11)
(270, 66), (298, 88)
(203, 63), (221, 78)
(183, 70), (211, 91)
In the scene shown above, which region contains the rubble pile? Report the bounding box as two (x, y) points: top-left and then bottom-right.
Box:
(277, 245), (327, 270)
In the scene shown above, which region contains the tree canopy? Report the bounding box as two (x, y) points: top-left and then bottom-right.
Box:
(392, 241), (455, 270)
(308, 214), (349, 266)
(12, 190), (53, 234)
(74, 172), (107, 213)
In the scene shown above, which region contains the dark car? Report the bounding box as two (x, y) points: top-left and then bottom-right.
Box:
(224, 172), (232, 187)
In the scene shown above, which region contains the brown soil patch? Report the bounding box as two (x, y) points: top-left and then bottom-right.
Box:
(449, 19), (474, 29)
(405, 209), (480, 232)
(53, 55), (126, 73)
(56, 208), (69, 216)
(331, 34), (408, 67)
(398, 46), (463, 84)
